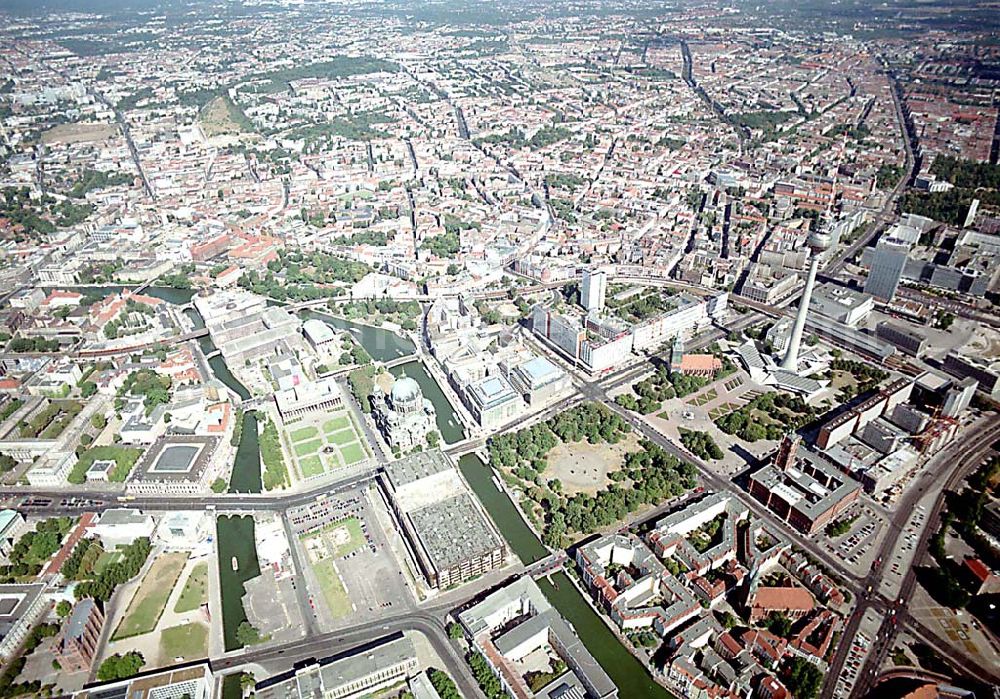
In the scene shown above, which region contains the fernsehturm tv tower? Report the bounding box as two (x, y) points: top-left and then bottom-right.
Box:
(780, 230), (832, 372)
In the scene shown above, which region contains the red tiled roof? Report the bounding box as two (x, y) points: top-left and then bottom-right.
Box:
(965, 557), (992, 583)
(46, 512), (97, 575)
(753, 586), (814, 613)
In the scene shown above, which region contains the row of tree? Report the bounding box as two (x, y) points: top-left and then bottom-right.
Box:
(715, 392), (816, 442)
(97, 652), (145, 682)
(61, 536), (104, 579)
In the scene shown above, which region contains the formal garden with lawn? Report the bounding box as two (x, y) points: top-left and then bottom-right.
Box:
(615, 361), (734, 416)
(282, 409), (370, 481)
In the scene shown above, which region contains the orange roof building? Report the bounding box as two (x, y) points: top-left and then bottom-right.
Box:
(749, 586), (815, 622)
(678, 354), (723, 377)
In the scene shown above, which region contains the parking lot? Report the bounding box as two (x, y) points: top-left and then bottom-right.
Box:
(880, 503), (928, 597)
(288, 485), (412, 631)
(822, 502), (887, 574)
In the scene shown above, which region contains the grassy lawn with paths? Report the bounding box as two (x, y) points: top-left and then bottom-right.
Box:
(293, 439), (323, 457)
(173, 562), (208, 613)
(112, 552), (188, 640)
(339, 443), (365, 465)
(290, 426), (319, 442)
(159, 622), (208, 662)
(299, 454), (325, 478)
(322, 416), (349, 433)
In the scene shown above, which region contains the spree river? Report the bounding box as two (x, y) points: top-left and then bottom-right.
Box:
(65, 284), (197, 306)
(456, 452), (676, 698)
(300, 309), (415, 363)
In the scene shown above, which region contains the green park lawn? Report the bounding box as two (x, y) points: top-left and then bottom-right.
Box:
(322, 416), (350, 433)
(339, 443), (366, 466)
(293, 439), (323, 457)
(290, 426), (319, 443)
(340, 442), (365, 466)
(313, 560), (351, 618)
(93, 549), (123, 575)
(159, 622), (208, 662)
(173, 562), (208, 613)
(299, 454), (325, 478)
(112, 552), (188, 640)
(327, 428), (356, 446)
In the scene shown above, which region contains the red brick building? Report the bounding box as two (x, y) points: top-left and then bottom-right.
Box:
(53, 599), (104, 672)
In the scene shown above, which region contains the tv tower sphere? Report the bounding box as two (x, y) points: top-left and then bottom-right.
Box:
(807, 230), (832, 254)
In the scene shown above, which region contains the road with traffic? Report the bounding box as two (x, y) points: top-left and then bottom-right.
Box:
(843, 417), (1000, 697)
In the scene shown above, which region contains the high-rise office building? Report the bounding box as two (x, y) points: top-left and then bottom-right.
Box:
(581, 269), (607, 313)
(864, 242), (909, 301)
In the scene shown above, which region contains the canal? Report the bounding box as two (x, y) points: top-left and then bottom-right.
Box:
(216, 515), (262, 652)
(183, 306), (259, 492)
(389, 360), (465, 445)
(220, 674), (242, 699)
(208, 353), (250, 401)
(458, 453), (675, 699)
(538, 573), (676, 699)
(66, 285), (197, 305)
(229, 411), (262, 494)
(458, 454), (547, 564)
(300, 309), (415, 363)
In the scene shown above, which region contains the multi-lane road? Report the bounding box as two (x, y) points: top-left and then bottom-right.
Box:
(213, 607), (485, 699)
(842, 418), (1000, 697)
(823, 61), (915, 278)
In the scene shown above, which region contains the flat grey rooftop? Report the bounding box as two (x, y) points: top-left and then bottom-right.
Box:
(408, 493), (502, 571)
(151, 444), (200, 473)
(384, 449), (453, 489)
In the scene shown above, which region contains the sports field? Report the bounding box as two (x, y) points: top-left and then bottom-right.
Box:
(112, 552), (188, 640)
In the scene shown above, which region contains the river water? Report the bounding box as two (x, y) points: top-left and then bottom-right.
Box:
(300, 309), (415, 363)
(216, 515), (262, 651)
(228, 410), (262, 494)
(456, 454), (675, 697)
(65, 285), (197, 305)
